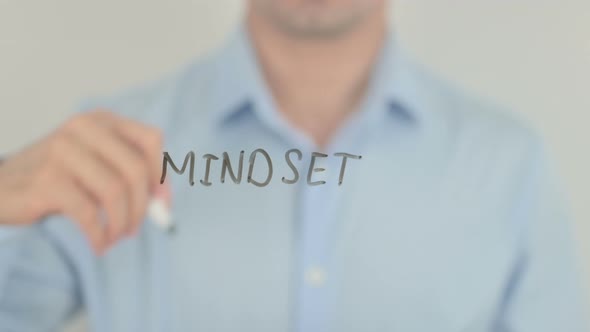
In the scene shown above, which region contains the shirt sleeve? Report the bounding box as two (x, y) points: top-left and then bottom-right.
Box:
(500, 141), (590, 331)
(0, 224), (81, 331)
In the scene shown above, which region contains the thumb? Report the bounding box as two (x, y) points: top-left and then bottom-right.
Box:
(153, 181), (172, 208)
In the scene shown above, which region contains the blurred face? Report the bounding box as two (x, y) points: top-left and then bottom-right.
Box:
(250, 0), (385, 38)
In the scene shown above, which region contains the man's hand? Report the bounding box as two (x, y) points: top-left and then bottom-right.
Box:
(0, 110), (168, 254)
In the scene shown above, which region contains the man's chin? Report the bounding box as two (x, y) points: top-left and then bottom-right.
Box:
(271, 11), (369, 39)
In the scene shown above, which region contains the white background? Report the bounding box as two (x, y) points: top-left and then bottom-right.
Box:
(0, 1), (588, 329)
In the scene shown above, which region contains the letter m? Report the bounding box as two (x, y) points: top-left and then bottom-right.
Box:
(160, 151), (196, 185)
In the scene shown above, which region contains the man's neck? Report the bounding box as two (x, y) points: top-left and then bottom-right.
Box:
(246, 9), (387, 147)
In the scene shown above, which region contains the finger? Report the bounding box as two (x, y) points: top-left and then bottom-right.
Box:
(64, 114), (151, 235)
(51, 178), (107, 255)
(110, 115), (172, 214)
(55, 134), (130, 243)
(101, 112), (164, 189)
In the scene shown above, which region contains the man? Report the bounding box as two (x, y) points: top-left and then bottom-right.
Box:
(0, 0), (587, 331)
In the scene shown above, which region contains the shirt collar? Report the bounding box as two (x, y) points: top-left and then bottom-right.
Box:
(208, 24), (431, 129)
(208, 26), (272, 127)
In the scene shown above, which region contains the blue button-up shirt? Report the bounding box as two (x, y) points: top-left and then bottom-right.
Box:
(0, 25), (588, 332)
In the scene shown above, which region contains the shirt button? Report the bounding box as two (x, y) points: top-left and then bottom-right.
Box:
(305, 267), (327, 287)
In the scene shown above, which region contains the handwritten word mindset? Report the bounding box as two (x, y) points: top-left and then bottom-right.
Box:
(160, 149), (362, 187)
